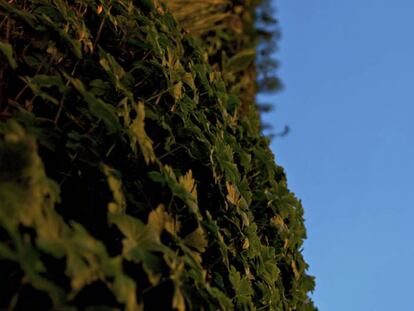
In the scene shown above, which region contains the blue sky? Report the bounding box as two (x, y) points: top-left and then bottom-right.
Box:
(259, 1), (414, 310)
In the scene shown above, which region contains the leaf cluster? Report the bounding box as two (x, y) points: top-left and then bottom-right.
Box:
(0, 0), (316, 310)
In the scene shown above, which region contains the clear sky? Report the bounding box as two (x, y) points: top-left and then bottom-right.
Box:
(259, 1), (414, 310)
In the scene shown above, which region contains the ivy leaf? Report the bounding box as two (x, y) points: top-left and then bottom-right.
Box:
(270, 214), (288, 232)
(23, 75), (63, 106)
(163, 166), (199, 216)
(172, 81), (183, 102)
(291, 260), (300, 281)
(0, 242), (17, 260)
(27, 74), (67, 92)
(90, 79), (111, 97)
(39, 14), (83, 58)
(109, 214), (149, 243)
(99, 48), (133, 97)
(101, 164), (126, 213)
(182, 72), (195, 91)
(129, 102), (157, 164)
(0, 41), (18, 69)
(109, 212), (164, 253)
(205, 287), (233, 310)
(109, 213), (166, 286)
(64, 224), (109, 293)
(225, 182), (250, 226)
(148, 171), (166, 184)
(183, 226), (208, 253)
(148, 204), (179, 236)
(226, 182), (240, 206)
(178, 170), (197, 202)
(65, 74), (122, 134)
(229, 266), (254, 306)
(113, 274), (142, 311)
(172, 287), (186, 311)
(225, 49), (255, 73)
(212, 136), (240, 183)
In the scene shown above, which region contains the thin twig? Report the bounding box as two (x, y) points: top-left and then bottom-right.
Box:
(93, 11), (107, 50)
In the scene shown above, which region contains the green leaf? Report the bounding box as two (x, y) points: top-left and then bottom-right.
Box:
(0, 41), (18, 69)
(23, 74), (68, 106)
(148, 171), (166, 184)
(101, 164), (126, 213)
(204, 211), (229, 267)
(225, 49), (256, 72)
(109, 213), (163, 256)
(129, 102), (157, 164)
(99, 48), (133, 97)
(113, 273), (142, 311)
(65, 74), (122, 134)
(229, 266), (254, 306)
(178, 170), (197, 202)
(109, 212), (167, 286)
(39, 14), (83, 58)
(90, 79), (111, 97)
(25, 74), (68, 93)
(162, 166), (199, 216)
(0, 242), (17, 260)
(109, 213), (147, 242)
(182, 72), (195, 91)
(183, 226), (208, 253)
(206, 286), (234, 310)
(61, 224), (109, 293)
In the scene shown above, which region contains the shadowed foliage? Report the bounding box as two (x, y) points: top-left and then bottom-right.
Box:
(0, 0), (316, 310)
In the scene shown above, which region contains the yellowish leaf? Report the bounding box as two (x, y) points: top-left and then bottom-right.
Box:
(271, 214), (288, 232)
(96, 4), (103, 14)
(148, 204), (179, 236)
(178, 170), (197, 201)
(182, 72), (195, 90)
(242, 237), (249, 250)
(172, 287), (186, 311)
(245, 266), (255, 280)
(225, 182), (240, 206)
(291, 260), (300, 280)
(101, 164), (126, 213)
(165, 216), (181, 235)
(184, 226), (208, 253)
(130, 102), (156, 164)
(172, 81), (183, 101)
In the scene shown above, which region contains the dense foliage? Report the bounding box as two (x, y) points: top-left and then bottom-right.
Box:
(0, 0), (316, 310)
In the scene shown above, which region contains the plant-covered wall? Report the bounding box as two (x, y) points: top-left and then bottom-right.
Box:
(0, 0), (316, 310)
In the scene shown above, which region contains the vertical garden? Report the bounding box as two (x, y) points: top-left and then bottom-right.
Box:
(0, 0), (316, 310)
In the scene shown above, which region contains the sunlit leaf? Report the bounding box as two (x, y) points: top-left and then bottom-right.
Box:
(101, 164), (126, 213)
(129, 102), (157, 164)
(172, 81), (183, 101)
(183, 226), (208, 253)
(148, 204), (178, 236)
(172, 287), (186, 311)
(225, 49), (256, 72)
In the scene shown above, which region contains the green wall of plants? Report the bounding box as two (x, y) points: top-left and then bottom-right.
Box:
(0, 0), (316, 310)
